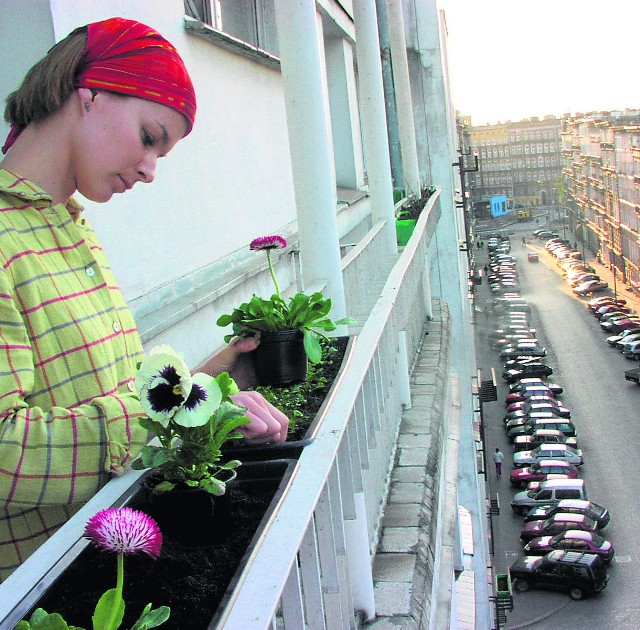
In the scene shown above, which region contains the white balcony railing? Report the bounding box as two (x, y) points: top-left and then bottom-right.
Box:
(0, 189), (442, 629)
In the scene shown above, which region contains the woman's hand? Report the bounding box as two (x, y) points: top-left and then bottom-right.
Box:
(231, 390), (289, 444)
(197, 335), (260, 389)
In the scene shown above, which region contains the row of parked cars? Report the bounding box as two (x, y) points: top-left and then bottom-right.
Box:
(489, 245), (613, 601)
(543, 236), (609, 296)
(583, 295), (640, 361)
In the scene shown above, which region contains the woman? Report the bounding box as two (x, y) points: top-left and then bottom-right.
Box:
(0, 17), (287, 580)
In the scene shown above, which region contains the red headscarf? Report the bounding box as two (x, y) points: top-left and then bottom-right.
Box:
(2, 17), (196, 153)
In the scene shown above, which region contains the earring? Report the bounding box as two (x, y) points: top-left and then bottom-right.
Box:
(83, 101), (90, 112)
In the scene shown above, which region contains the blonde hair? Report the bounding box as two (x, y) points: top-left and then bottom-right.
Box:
(4, 26), (87, 127)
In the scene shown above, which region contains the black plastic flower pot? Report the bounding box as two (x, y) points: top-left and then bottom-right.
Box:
(139, 476), (233, 546)
(224, 336), (355, 461)
(253, 329), (307, 386)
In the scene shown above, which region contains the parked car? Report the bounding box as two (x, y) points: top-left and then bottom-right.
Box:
(509, 550), (608, 600)
(570, 274), (601, 288)
(607, 328), (640, 346)
(524, 500), (610, 529)
(528, 252), (539, 263)
(573, 280), (608, 295)
(503, 364), (553, 382)
(595, 304), (633, 319)
(524, 531), (614, 563)
(603, 317), (640, 334)
(520, 513), (599, 542)
(508, 401), (571, 416)
(500, 344), (547, 358)
(511, 479), (587, 514)
(513, 444), (583, 468)
(509, 379), (562, 394)
(512, 429), (578, 452)
(510, 460), (580, 488)
(622, 340), (640, 360)
(587, 296), (626, 311)
(507, 419), (578, 442)
(506, 385), (557, 403)
(506, 396), (557, 412)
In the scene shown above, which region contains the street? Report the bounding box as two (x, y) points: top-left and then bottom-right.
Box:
(474, 232), (640, 629)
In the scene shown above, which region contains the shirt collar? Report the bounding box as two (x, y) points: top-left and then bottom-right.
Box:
(0, 168), (84, 221)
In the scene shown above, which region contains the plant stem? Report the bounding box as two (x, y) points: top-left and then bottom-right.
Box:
(266, 250), (281, 297)
(105, 553), (124, 630)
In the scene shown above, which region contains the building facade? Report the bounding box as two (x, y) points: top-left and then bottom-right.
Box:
(562, 110), (640, 286)
(463, 115), (563, 218)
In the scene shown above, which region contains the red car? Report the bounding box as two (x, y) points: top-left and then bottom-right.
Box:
(507, 396), (556, 413)
(587, 296), (626, 311)
(595, 304), (633, 319)
(523, 530), (614, 563)
(510, 460), (580, 488)
(506, 386), (556, 404)
(520, 513), (599, 542)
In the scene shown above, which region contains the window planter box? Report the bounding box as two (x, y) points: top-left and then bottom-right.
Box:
(3, 459), (297, 630)
(222, 335), (356, 461)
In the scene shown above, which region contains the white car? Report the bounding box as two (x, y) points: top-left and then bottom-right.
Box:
(513, 444), (583, 468)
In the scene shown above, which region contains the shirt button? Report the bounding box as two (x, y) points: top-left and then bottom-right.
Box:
(112, 321), (121, 333)
(86, 266), (96, 277)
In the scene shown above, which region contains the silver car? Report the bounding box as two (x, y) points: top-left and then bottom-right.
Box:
(513, 444), (583, 468)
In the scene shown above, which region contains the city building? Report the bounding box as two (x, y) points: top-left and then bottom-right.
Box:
(562, 110), (640, 287)
(463, 116), (563, 219)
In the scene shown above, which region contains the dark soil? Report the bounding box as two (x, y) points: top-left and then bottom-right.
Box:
(31, 462), (291, 630)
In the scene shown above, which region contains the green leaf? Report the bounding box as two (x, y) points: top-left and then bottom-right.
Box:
(303, 330), (322, 364)
(138, 446), (175, 469)
(199, 477), (227, 496)
(93, 588), (125, 630)
(14, 623), (31, 630)
(31, 613), (73, 630)
(130, 604), (171, 630)
(151, 480), (176, 493)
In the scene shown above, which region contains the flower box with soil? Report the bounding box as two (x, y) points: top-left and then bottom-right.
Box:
(222, 334), (355, 461)
(19, 459), (297, 630)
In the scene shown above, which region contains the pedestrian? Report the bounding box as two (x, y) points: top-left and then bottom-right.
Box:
(493, 447), (504, 477)
(522, 236), (526, 246)
(0, 17), (289, 580)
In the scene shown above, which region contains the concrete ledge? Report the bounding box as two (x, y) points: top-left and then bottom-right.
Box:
(369, 299), (454, 628)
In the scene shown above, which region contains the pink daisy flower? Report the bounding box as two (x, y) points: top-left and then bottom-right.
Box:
(250, 235), (287, 251)
(84, 507), (163, 558)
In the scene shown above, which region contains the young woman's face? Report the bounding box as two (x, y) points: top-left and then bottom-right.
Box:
(73, 92), (189, 202)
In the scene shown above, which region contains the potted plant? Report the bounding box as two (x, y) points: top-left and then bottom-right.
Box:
(395, 186), (436, 245)
(131, 345), (251, 544)
(216, 235), (355, 386)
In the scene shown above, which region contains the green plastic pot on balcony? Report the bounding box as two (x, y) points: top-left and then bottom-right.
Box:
(495, 572), (512, 598)
(395, 219), (417, 246)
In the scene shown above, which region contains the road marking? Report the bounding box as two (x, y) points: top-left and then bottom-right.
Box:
(505, 550), (520, 559)
(614, 555), (632, 563)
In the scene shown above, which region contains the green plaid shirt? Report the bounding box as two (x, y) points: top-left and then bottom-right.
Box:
(0, 169), (147, 579)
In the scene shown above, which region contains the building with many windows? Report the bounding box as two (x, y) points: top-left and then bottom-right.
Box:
(562, 110), (640, 286)
(462, 116), (563, 218)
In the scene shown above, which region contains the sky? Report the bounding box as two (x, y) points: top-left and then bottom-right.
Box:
(436, 0), (640, 126)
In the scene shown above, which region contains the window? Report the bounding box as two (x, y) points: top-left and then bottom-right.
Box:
(184, 0), (279, 56)
(524, 132), (529, 140)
